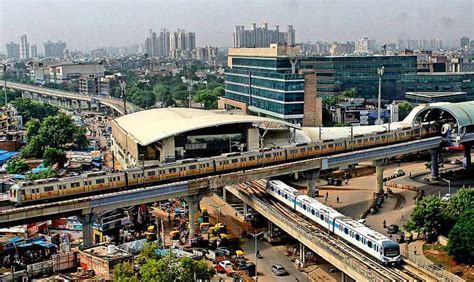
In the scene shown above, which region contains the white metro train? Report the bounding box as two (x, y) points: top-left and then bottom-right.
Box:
(266, 180), (401, 265)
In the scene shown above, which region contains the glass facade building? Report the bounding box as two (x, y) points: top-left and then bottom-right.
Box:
(224, 56), (306, 123)
(298, 55), (418, 99)
(399, 73), (474, 98)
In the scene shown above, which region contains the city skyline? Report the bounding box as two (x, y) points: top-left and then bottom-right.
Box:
(1, 0), (473, 53)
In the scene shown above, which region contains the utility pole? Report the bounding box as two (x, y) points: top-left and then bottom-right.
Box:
(250, 231), (264, 281)
(3, 64), (7, 105)
(120, 80), (127, 115)
(376, 66), (384, 125)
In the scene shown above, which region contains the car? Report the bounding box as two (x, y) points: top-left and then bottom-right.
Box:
(450, 159), (462, 165)
(271, 264), (287, 276)
(218, 260), (233, 270)
(393, 169), (405, 176)
(387, 224), (399, 234)
(442, 194), (452, 201)
(234, 258), (247, 270)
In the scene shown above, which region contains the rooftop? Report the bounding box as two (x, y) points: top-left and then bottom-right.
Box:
(406, 92), (467, 98)
(113, 108), (296, 146)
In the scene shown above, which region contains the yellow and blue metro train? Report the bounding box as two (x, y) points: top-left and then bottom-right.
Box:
(9, 125), (439, 205)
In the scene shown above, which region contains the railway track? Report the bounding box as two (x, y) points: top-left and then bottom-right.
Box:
(233, 180), (429, 282)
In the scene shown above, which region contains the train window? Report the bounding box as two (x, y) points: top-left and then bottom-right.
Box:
(249, 156), (255, 161)
(303, 204), (306, 210)
(344, 228), (349, 234)
(265, 154), (271, 158)
(284, 194), (288, 199)
(44, 186), (54, 192)
(270, 186), (274, 191)
(148, 171), (156, 176)
(320, 214), (324, 221)
(189, 165), (197, 169)
(231, 159), (238, 163)
(169, 168), (176, 173)
(355, 234), (360, 241)
(367, 241), (372, 248)
(311, 209), (315, 215)
(71, 182), (80, 188)
(277, 190), (281, 195)
(96, 179), (105, 184)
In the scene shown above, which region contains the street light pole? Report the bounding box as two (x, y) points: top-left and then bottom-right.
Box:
(119, 80), (127, 115)
(3, 64), (7, 105)
(441, 178), (451, 194)
(376, 66), (384, 125)
(250, 231), (264, 281)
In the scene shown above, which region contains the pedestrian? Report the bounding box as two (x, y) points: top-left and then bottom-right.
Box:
(414, 246), (417, 256)
(345, 179), (349, 185)
(401, 213), (405, 221)
(383, 220), (386, 228)
(337, 196), (340, 203)
(325, 196), (328, 202)
(326, 192), (328, 198)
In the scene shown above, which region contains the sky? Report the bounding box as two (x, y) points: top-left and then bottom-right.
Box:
(1, 0), (473, 52)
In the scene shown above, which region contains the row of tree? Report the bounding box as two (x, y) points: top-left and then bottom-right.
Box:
(114, 243), (215, 281)
(405, 188), (474, 264)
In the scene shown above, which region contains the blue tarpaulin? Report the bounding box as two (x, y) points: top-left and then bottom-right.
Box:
(0, 152), (18, 165)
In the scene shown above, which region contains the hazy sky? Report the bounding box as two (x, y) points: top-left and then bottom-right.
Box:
(1, 0), (473, 52)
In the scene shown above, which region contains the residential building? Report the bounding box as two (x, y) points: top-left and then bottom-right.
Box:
(90, 48), (107, 60)
(49, 62), (105, 83)
(29, 61), (52, 83)
(30, 45), (37, 58)
(144, 28), (195, 58)
(233, 23), (296, 48)
(0, 104), (23, 143)
(44, 41), (67, 58)
(220, 44), (322, 125)
(79, 76), (109, 95)
(20, 34), (29, 59)
(6, 42), (20, 59)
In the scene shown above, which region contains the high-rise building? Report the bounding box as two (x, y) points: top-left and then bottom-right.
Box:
(20, 34), (29, 59)
(355, 37), (369, 54)
(5, 42), (20, 59)
(30, 45), (37, 58)
(44, 41), (67, 58)
(159, 29), (170, 57)
(144, 28), (195, 58)
(186, 32), (196, 51)
(233, 23), (296, 48)
(460, 37), (470, 49)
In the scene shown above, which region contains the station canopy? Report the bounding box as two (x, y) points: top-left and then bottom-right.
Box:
(113, 108), (299, 146)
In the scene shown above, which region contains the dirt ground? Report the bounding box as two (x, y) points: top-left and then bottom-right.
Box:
(423, 243), (474, 281)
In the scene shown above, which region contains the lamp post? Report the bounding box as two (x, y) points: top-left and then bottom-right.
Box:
(441, 178), (451, 194)
(140, 153), (145, 189)
(376, 66), (384, 125)
(3, 64), (7, 105)
(119, 80), (127, 115)
(250, 231), (264, 281)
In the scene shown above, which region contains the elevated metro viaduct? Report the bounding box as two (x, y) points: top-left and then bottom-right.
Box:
(5, 81), (141, 116)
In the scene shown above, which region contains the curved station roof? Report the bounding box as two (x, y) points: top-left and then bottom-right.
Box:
(113, 108), (296, 146)
(406, 101), (474, 128)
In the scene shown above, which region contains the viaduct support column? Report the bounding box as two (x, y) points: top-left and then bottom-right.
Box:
(463, 143), (472, 170)
(303, 169), (320, 197)
(243, 203), (249, 216)
(78, 213), (96, 248)
(430, 149), (440, 179)
(299, 243), (306, 267)
(374, 159), (388, 193)
(185, 194), (204, 239)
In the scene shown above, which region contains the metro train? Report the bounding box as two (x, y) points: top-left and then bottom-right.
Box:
(9, 124), (439, 205)
(266, 180), (401, 265)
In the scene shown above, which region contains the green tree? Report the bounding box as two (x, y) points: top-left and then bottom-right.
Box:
(445, 188), (474, 218)
(139, 254), (180, 282)
(136, 242), (159, 265)
(38, 113), (81, 149)
(212, 86), (225, 97)
(130, 89), (156, 109)
(194, 89), (220, 109)
(153, 84), (175, 107)
(405, 196), (449, 235)
(398, 101), (414, 120)
(21, 136), (44, 158)
(0, 89), (22, 106)
(12, 98), (59, 123)
(25, 118), (41, 140)
(6, 158), (29, 174)
(26, 167), (58, 181)
(179, 257), (215, 281)
(447, 208), (474, 264)
(43, 148), (67, 167)
(113, 262), (139, 282)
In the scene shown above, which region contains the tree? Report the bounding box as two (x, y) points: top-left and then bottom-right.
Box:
(447, 208), (474, 264)
(136, 242), (159, 265)
(43, 148), (67, 167)
(194, 89), (220, 109)
(130, 89), (156, 109)
(398, 101), (414, 120)
(405, 196), (451, 235)
(38, 113), (84, 149)
(153, 84), (175, 107)
(445, 188), (474, 218)
(212, 86), (225, 97)
(21, 136), (44, 158)
(12, 98), (58, 123)
(113, 262), (139, 282)
(6, 158), (29, 174)
(26, 167), (58, 181)
(179, 257), (215, 281)
(25, 118), (41, 140)
(139, 254), (180, 282)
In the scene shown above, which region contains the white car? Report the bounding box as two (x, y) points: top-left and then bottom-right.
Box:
(442, 194), (452, 201)
(218, 260), (233, 269)
(393, 169), (405, 176)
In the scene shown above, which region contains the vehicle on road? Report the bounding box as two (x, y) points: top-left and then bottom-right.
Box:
(271, 264), (287, 276)
(450, 159), (462, 165)
(218, 260), (233, 269)
(442, 194), (452, 201)
(387, 224), (399, 234)
(393, 169), (405, 176)
(234, 258), (247, 270)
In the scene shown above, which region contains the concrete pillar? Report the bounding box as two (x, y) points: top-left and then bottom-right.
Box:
(341, 272), (355, 282)
(86, 101), (92, 110)
(374, 159), (387, 193)
(299, 243), (306, 266)
(268, 221), (274, 237)
(222, 188), (227, 202)
(78, 213), (96, 248)
(243, 203), (248, 216)
(463, 143), (471, 170)
(185, 194), (203, 239)
(430, 149), (440, 179)
(303, 169), (320, 197)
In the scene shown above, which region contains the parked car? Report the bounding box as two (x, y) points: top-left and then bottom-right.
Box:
(450, 159), (462, 165)
(387, 224), (399, 234)
(393, 169), (405, 176)
(235, 258), (247, 270)
(219, 260), (233, 269)
(442, 194), (452, 201)
(271, 264), (287, 276)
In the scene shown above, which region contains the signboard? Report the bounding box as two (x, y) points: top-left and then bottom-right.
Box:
(344, 111), (361, 123)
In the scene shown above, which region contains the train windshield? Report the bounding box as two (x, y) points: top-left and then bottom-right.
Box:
(384, 246), (400, 257)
